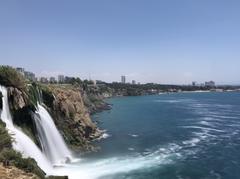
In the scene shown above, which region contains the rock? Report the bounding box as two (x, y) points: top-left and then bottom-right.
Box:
(43, 85), (101, 151)
(65, 157), (71, 164)
(7, 87), (26, 111)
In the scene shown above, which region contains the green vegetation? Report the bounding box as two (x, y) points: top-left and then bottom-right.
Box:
(0, 91), (2, 109)
(0, 66), (26, 92)
(0, 121), (45, 178)
(28, 83), (41, 107)
(0, 121), (12, 151)
(40, 85), (54, 109)
(0, 149), (45, 178)
(107, 83), (214, 96)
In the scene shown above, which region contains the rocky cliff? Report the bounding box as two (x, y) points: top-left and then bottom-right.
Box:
(41, 84), (102, 151)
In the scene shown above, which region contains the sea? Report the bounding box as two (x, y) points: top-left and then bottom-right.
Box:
(56, 91), (240, 179)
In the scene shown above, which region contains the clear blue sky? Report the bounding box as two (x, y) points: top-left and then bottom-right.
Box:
(0, 0), (240, 84)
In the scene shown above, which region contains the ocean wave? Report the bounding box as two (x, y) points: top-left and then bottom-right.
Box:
(182, 138), (201, 147)
(155, 99), (181, 103)
(96, 131), (111, 140)
(128, 147), (135, 151)
(128, 134), (139, 138)
(180, 126), (225, 133)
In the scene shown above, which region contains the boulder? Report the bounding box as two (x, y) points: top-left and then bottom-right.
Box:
(7, 87), (26, 111)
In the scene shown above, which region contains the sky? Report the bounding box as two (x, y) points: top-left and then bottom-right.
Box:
(0, 0), (240, 85)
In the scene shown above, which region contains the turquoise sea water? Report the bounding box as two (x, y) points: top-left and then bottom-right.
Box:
(89, 92), (240, 179)
(57, 92), (240, 179)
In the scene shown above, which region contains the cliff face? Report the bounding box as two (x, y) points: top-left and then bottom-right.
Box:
(42, 85), (102, 151)
(7, 87), (27, 111)
(82, 92), (111, 115)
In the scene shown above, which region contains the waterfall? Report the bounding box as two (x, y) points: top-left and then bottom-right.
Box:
(0, 85), (52, 172)
(34, 103), (72, 165)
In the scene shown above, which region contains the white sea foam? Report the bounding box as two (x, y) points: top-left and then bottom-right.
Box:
(53, 144), (182, 179)
(97, 131), (111, 140)
(129, 134), (139, 138)
(102, 133), (110, 139)
(155, 99), (181, 103)
(182, 138), (201, 147)
(199, 121), (214, 126)
(180, 126), (225, 133)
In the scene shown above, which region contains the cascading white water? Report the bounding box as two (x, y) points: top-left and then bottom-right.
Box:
(34, 104), (72, 165)
(0, 85), (52, 172)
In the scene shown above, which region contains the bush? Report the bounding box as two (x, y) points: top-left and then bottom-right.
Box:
(28, 83), (40, 107)
(0, 66), (26, 91)
(0, 149), (45, 178)
(40, 85), (54, 109)
(0, 121), (12, 151)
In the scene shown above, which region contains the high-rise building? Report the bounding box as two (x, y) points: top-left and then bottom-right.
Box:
(132, 80), (136, 85)
(121, 76), (126, 84)
(58, 75), (65, 83)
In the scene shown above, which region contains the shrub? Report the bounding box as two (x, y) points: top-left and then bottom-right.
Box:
(0, 66), (26, 92)
(0, 149), (45, 178)
(27, 83), (40, 107)
(0, 121), (12, 151)
(40, 85), (54, 109)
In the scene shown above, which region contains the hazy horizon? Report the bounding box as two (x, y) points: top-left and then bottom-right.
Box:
(1, 0), (240, 85)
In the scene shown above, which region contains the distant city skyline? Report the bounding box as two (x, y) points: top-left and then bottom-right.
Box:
(1, 1), (240, 85)
(14, 65), (220, 88)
